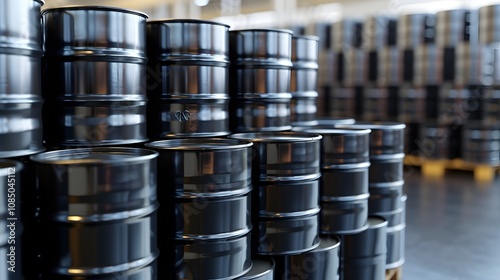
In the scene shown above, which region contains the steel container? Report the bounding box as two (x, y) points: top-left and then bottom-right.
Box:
(369, 181), (404, 213)
(413, 44), (441, 86)
(42, 6), (147, 58)
(462, 122), (500, 165)
(274, 235), (340, 280)
(482, 88), (500, 123)
(230, 29), (293, 132)
(343, 49), (366, 87)
(397, 13), (436, 49)
(229, 132), (322, 182)
(0, 51), (42, 97)
(479, 4), (500, 44)
(377, 46), (401, 87)
(238, 258), (275, 280)
(368, 154), (405, 184)
(291, 35), (319, 125)
(437, 85), (475, 124)
(419, 123), (462, 159)
(397, 85), (426, 123)
(362, 87), (390, 121)
(436, 9), (477, 47)
(229, 29), (293, 66)
(371, 195), (406, 269)
(257, 213), (320, 255)
(337, 122), (406, 157)
(147, 97), (229, 139)
(43, 59), (146, 99)
(363, 15), (397, 50)
(176, 233), (252, 280)
(331, 19), (363, 52)
(146, 19), (228, 63)
(318, 51), (336, 87)
(0, 100), (44, 158)
(340, 216), (388, 280)
(43, 99), (147, 147)
(31, 148), (158, 278)
(478, 43), (500, 87)
(259, 178), (320, 218)
(330, 87), (360, 118)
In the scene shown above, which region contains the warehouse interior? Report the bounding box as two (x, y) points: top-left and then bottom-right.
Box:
(1, 0), (500, 279)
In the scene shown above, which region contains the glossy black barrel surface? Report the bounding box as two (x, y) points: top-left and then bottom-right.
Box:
(341, 216), (388, 280)
(230, 29), (293, 132)
(146, 19), (230, 138)
(229, 132), (322, 181)
(31, 148), (159, 278)
(462, 123), (500, 165)
(274, 235), (340, 280)
(238, 258), (275, 280)
(397, 13), (436, 49)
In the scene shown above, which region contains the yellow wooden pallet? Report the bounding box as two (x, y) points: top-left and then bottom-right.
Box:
(386, 266), (403, 280)
(404, 155), (500, 182)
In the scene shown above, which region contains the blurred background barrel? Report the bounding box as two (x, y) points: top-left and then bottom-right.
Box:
(0, 0), (44, 158)
(146, 19), (230, 139)
(290, 35), (319, 126)
(31, 147), (159, 279)
(42, 6), (148, 147)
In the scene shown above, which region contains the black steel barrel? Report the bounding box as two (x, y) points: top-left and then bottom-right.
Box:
(330, 87), (360, 118)
(462, 122), (500, 165)
(274, 235), (341, 280)
(0, 0), (44, 158)
(363, 15), (398, 51)
(146, 19), (230, 139)
(229, 132), (321, 255)
(291, 35), (319, 125)
(340, 216), (388, 280)
(479, 4), (500, 44)
(230, 29), (293, 132)
(31, 148), (159, 279)
(42, 6), (148, 147)
(146, 138), (253, 279)
(297, 127), (371, 235)
(481, 88), (500, 123)
(419, 122), (463, 159)
(398, 85), (426, 123)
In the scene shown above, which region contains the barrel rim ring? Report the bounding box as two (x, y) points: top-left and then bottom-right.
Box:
(42, 5), (149, 19)
(146, 138), (253, 151)
(147, 18), (229, 28)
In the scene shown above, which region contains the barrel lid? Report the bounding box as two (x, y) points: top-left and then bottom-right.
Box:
(311, 235), (341, 252)
(293, 35), (320, 41)
(146, 138), (252, 151)
(42, 5), (148, 19)
(229, 132), (322, 143)
(147, 18), (229, 28)
(367, 216), (388, 229)
(339, 122), (406, 131)
(238, 258), (275, 279)
(30, 147), (158, 165)
(230, 28), (293, 34)
(296, 127), (371, 135)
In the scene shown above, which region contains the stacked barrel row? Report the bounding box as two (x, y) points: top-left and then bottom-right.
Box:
(146, 20), (231, 139)
(311, 5), (500, 166)
(229, 132), (341, 279)
(42, 7), (149, 147)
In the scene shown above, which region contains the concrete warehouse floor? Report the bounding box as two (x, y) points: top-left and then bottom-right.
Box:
(403, 169), (500, 280)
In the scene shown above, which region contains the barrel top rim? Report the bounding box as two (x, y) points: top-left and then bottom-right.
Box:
(310, 235), (341, 252)
(30, 147), (158, 165)
(146, 138), (253, 151)
(367, 216), (389, 228)
(229, 28), (294, 34)
(42, 5), (149, 19)
(292, 35), (320, 41)
(479, 4), (500, 10)
(147, 18), (229, 28)
(239, 258), (275, 279)
(293, 127), (371, 135)
(0, 160), (23, 176)
(337, 122), (406, 130)
(229, 132), (322, 143)
(35, 0), (45, 4)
